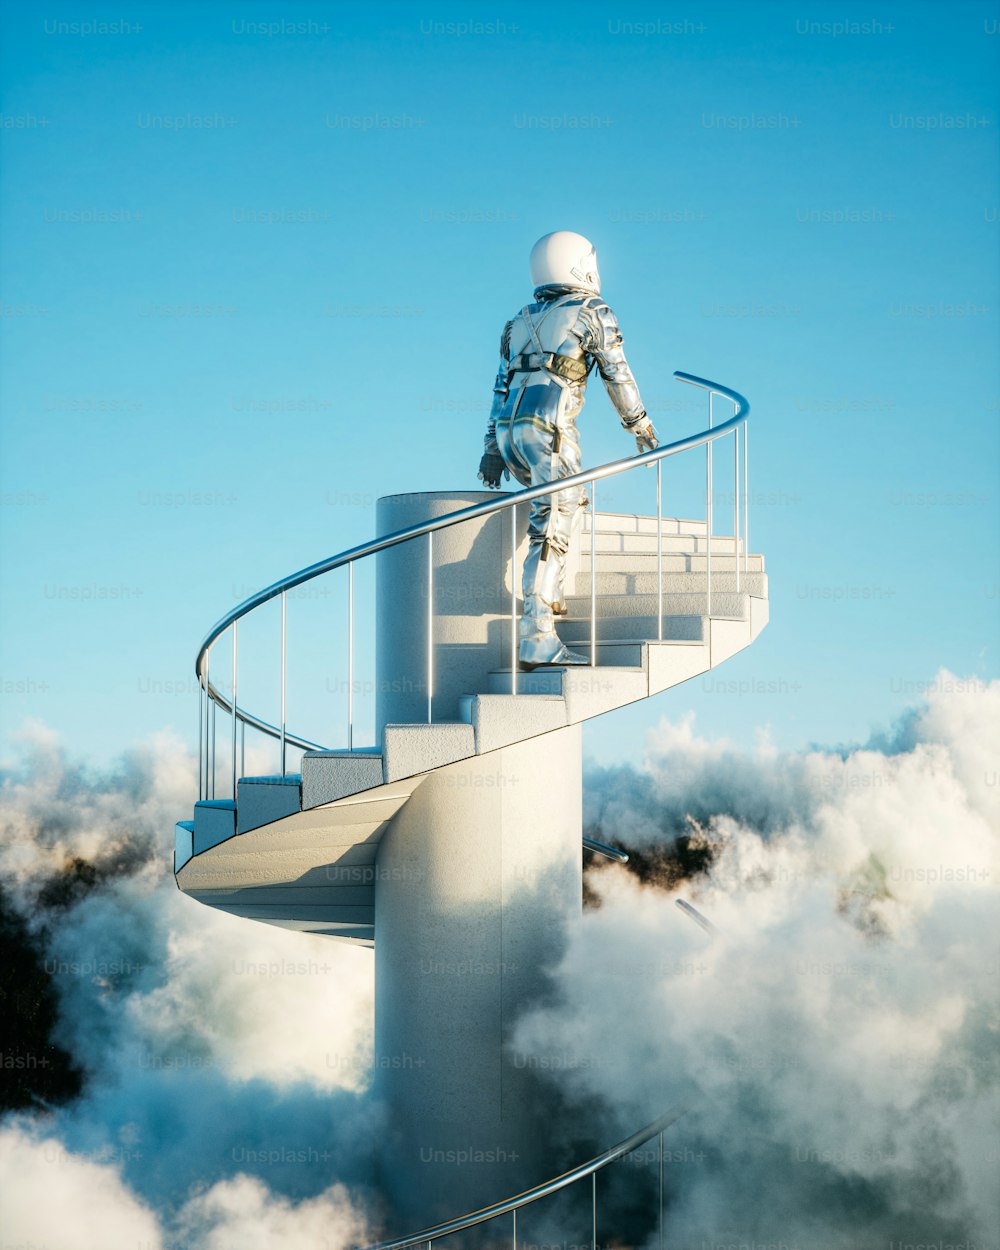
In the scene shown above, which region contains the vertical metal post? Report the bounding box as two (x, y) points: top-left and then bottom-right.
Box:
(198, 678), (204, 801)
(659, 1129), (665, 1250)
(347, 561), (354, 750)
(656, 459), (663, 642)
(733, 426), (740, 593)
(510, 503), (518, 694)
(743, 416), (749, 577)
(240, 719), (245, 779)
(209, 691), (216, 800)
(590, 482), (597, 667)
(706, 392), (714, 618)
(280, 592), (287, 777)
(512, 1207), (517, 1250)
(202, 655), (210, 800)
(231, 622), (238, 801)
(426, 531), (434, 724)
(592, 1171), (597, 1250)
(204, 650), (211, 801)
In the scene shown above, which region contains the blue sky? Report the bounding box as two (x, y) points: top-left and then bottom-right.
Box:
(1, 0), (997, 769)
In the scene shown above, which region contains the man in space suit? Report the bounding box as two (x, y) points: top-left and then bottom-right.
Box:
(478, 231), (658, 669)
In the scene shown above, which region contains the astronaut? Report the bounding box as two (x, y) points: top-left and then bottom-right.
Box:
(478, 231), (658, 669)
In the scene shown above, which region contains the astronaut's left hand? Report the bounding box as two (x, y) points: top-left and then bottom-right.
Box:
(632, 416), (658, 454)
(478, 451), (510, 489)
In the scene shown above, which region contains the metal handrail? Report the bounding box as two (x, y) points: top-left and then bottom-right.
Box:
(195, 372), (747, 678)
(362, 1103), (687, 1250)
(196, 371), (749, 798)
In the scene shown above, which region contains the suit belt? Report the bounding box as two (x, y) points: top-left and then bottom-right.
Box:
(507, 351), (588, 384)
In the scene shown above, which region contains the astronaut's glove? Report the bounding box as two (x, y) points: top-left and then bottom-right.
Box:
(478, 451), (510, 490)
(630, 415), (659, 454)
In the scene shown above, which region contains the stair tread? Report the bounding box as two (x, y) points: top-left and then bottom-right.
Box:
(240, 774), (302, 786)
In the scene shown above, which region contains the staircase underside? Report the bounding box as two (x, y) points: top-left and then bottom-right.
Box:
(176, 512), (768, 947)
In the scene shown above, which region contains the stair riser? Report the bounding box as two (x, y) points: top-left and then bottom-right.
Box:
(237, 779), (302, 834)
(583, 514), (708, 537)
(573, 571), (767, 596)
(589, 533), (747, 554)
(589, 553), (765, 573)
(563, 591), (750, 620)
(558, 615), (709, 643)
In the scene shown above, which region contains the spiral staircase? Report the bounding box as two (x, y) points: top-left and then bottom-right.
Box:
(172, 373), (768, 1242)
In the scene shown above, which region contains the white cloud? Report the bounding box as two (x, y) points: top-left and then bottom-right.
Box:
(0, 1126), (164, 1250)
(2, 670), (997, 1245)
(515, 670), (1000, 1245)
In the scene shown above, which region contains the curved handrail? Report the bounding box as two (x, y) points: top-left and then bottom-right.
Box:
(194, 370), (749, 800)
(196, 370), (748, 683)
(362, 1103), (687, 1250)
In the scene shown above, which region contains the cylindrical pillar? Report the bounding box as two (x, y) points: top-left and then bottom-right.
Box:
(375, 491), (529, 738)
(374, 725), (583, 1228)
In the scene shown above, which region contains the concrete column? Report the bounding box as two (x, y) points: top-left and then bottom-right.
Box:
(375, 491), (529, 739)
(374, 726), (583, 1228)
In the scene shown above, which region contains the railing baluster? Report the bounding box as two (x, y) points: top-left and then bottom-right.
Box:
(510, 503), (518, 695)
(656, 459), (663, 642)
(231, 621), (238, 801)
(733, 425), (740, 594)
(347, 561), (354, 750)
(590, 482), (597, 667)
(427, 531), (433, 724)
(659, 1129), (664, 1250)
(743, 416), (749, 577)
(190, 373), (748, 837)
(209, 682), (216, 800)
(706, 392), (713, 618)
(512, 1207), (516, 1250)
(592, 1171), (597, 1250)
(198, 677), (204, 801)
(280, 592), (287, 777)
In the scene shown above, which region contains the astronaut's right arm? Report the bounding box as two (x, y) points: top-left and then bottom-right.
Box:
(479, 321), (513, 488)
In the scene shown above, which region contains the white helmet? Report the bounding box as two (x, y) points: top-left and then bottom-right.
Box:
(529, 231), (601, 295)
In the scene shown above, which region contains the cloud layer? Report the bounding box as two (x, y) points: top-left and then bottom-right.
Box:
(1, 669), (997, 1248)
(516, 670), (1000, 1246)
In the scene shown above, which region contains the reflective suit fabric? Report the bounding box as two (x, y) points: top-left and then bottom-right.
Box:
(485, 286), (646, 621)
(495, 383), (584, 611)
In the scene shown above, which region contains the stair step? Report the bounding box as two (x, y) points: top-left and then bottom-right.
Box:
(175, 821), (195, 873)
(475, 665), (650, 722)
(587, 532), (747, 555)
(558, 614), (709, 643)
(237, 774), (303, 834)
(589, 552), (765, 573)
(462, 692), (567, 752)
(487, 642), (644, 681)
(193, 800), (236, 855)
(382, 722), (476, 783)
(562, 590), (750, 620)
(583, 512), (708, 536)
(572, 570), (766, 596)
(302, 750), (384, 808)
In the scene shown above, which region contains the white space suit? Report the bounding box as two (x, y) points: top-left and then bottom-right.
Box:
(479, 231), (657, 669)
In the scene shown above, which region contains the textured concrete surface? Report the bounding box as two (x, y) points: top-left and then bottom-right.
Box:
(301, 750), (384, 807)
(375, 491), (530, 735)
(467, 691), (567, 753)
(193, 800), (236, 855)
(236, 776), (302, 833)
(177, 777), (425, 943)
(174, 821), (194, 872)
(375, 725), (583, 1227)
(382, 721), (476, 782)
